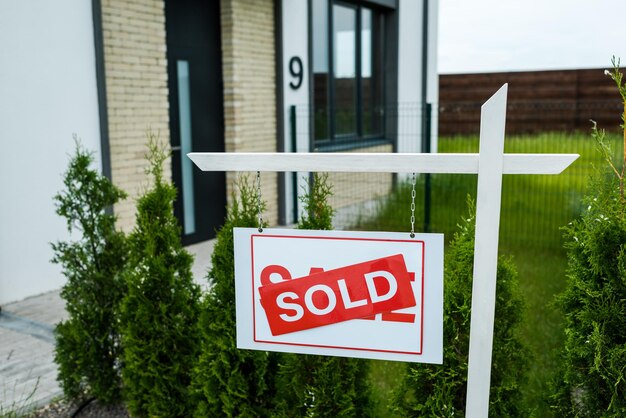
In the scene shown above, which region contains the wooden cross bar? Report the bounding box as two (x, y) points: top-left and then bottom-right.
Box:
(188, 84), (578, 418)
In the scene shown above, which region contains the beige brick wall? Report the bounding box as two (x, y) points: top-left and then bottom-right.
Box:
(221, 0), (278, 225)
(102, 0), (279, 231)
(101, 0), (170, 232)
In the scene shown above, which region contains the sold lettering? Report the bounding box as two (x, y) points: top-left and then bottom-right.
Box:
(258, 254), (416, 336)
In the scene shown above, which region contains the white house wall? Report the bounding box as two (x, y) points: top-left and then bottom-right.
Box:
(0, 1), (102, 304)
(281, 0), (310, 225)
(397, 0), (438, 155)
(427, 0), (439, 153)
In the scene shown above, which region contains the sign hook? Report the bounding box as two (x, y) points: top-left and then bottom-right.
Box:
(256, 171), (264, 232)
(410, 172), (416, 238)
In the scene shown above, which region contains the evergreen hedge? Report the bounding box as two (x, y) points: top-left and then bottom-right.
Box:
(192, 176), (279, 417)
(550, 60), (626, 416)
(52, 140), (127, 402)
(119, 136), (201, 416)
(275, 174), (373, 417)
(394, 201), (529, 416)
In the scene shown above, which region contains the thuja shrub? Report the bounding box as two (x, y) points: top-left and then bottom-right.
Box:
(191, 176), (279, 417)
(394, 200), (529, 417)
(550, 60), (626, 416)
(120, 135), (201, 417)
(275, 173), (373, 418)
(52, 140), (127, 402)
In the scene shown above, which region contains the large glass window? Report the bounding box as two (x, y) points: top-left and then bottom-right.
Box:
(176, 60), (196, 235)
(333, 4), (357, 137)
(313, 1), (385, 148)
(361, 7), (384, 137)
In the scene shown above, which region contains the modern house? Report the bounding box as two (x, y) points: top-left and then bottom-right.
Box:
(0, 0), (438, 304)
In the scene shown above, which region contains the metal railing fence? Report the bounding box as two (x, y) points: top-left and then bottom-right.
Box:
(290, 102), (623, 251)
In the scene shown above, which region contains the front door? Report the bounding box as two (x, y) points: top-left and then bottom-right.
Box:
(166, 0), (225, 245)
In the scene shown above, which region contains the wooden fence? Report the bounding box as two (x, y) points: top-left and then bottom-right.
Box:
(439, 68), (623, 135)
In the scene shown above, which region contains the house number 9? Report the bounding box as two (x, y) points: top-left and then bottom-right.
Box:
(289, 56), (303, 90)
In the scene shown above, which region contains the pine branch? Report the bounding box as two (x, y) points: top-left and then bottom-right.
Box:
(605, 57), (626, 201)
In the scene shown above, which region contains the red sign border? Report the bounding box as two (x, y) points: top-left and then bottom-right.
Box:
(250, 234), (426, 356)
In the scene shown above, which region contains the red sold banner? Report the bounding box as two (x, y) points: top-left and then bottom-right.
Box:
(234, 228), (444, 364)
(259, 254), (416, 335)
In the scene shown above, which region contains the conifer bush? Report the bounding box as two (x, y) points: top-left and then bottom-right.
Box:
(550, 59), (626, 416)
(119, 135), (201, 417)
(191, 176), (279, 417)
(275, 173), (373, 417)
(394, 201), (529, 417)
(52, 140), (127, 403)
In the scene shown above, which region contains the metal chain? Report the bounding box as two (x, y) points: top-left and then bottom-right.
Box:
(410, 173), (416, 238)
(256, 171), (263, 232)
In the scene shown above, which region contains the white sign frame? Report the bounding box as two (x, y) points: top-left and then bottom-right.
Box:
(233, 227), (444, 363)
(189, 84), (579, 418)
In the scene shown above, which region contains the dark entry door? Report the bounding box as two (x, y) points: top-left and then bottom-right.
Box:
(166, 0), (225, 245)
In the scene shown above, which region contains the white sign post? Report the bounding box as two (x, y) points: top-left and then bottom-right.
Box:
(466, 85), (507, 416)
(189, 84), (579, 418)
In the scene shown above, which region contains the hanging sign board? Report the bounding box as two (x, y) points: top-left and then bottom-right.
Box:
(233, 227), (444, 363)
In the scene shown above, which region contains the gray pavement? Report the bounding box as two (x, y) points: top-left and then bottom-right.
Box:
(0, 239), (214, 414)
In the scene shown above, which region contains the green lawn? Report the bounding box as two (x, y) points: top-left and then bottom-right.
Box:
(357, 132), (622, 416)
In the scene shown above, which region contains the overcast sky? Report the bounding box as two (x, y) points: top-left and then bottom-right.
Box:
(438, 0), (626, 74)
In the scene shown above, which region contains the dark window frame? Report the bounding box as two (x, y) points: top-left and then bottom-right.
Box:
(312, 0), (388, 151)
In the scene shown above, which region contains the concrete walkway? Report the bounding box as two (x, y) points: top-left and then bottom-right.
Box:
(0, 239), (215, 413)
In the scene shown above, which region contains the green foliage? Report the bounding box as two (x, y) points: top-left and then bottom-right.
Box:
(51, 139), (127, 403)
(550, 172), (626, 416)
(298, 173), (335, 230)
(275, 173), (373, 418)
(605, 56), (626, 118)
(394, 200), (529, 417)
(596, 58), (626, 202)
(277, 353), (372, 417)
(356, 132), (621, 414)
(119, 134), (201, 417)
(191, 176), (279, 417)
(550, 63), (626, 415)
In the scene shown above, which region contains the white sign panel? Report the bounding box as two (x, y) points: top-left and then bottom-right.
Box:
(234, 228), (444, 363)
